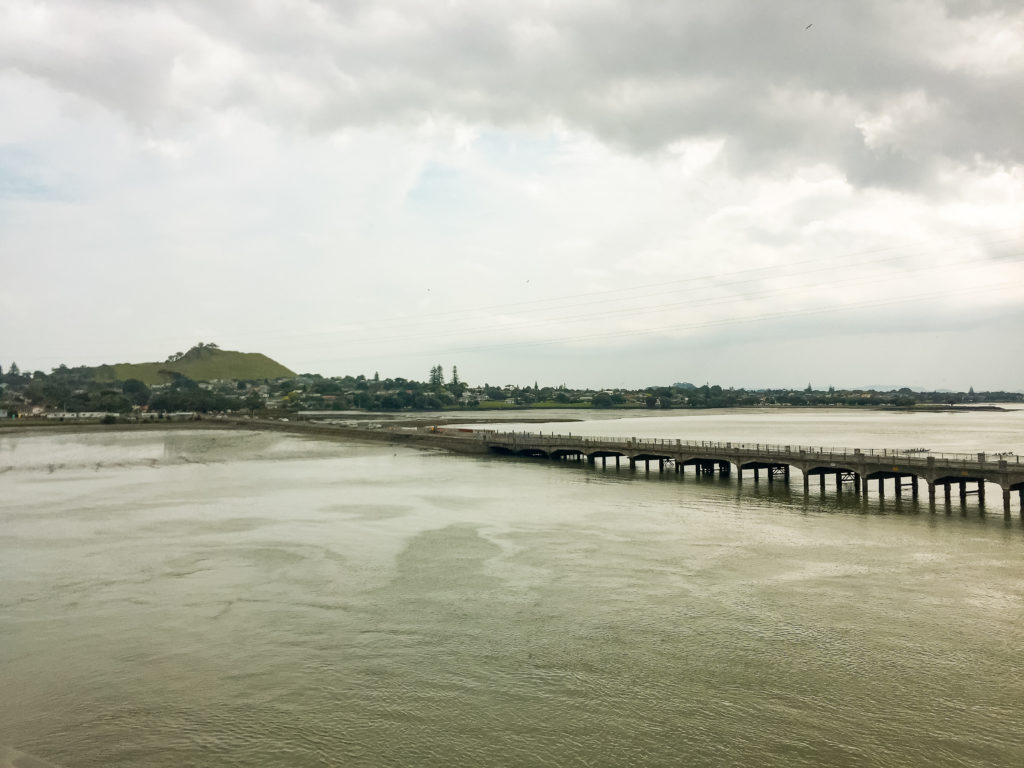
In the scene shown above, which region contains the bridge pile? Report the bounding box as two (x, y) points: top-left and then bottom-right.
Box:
(470, 431), (1024, 520)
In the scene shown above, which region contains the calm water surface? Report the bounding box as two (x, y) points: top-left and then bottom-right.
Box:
(1, 412), (1022, 767)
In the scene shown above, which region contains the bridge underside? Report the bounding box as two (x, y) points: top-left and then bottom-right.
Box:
(677, 458), (731, 476)
(739, 461), (789, 482)
(550, 448), (585, 460)
(484, 439), (1024, 519)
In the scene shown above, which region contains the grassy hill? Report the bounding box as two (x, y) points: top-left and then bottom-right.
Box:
(93, 345), (296, 386)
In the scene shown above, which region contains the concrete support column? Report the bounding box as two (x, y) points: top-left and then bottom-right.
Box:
(784, 466), (790, 481)
(768, 468), (775, 484)
(803, 473), (810, 494)
(629, 457), (635, 471)
(754, 468), (760, 482)
(911, 478), (919, 500)
(977, 481), (985, 503)
(819, 474), (826, 492)
(928, 481), (936, 506)
(615, 456), (620, 468)
(836, 471), (842, 495)
(878, 478), (885, 498)
(861, 476), (869, 496)
(854, 473), (861, 495)
(1004, 488), (1012, 520)
(895, 477), (903, 499)
(944, 483), (951, 502)
(658, 458), (664, 473)
(959, 481), (967, 502)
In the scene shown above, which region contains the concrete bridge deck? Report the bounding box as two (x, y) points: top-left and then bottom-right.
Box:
(474, 430), (1024, 519)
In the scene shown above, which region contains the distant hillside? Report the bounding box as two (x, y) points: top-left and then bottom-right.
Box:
(93, 345), (295, 385)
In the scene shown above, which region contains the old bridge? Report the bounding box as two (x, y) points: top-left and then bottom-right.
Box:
(472, 430), (1024, 519)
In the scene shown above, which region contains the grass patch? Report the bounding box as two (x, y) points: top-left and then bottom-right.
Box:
(93, 348), (295, 385)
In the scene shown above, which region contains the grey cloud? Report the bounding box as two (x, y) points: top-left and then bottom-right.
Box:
(2, 0), (1022, 189)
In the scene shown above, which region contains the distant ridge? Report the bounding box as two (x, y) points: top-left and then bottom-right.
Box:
(93, 344), (295, 385)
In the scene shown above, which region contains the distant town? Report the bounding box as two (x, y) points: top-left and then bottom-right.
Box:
(1, 344), (1021, 421)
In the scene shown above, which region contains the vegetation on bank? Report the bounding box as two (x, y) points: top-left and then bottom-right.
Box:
(1, 348), (1020, 419)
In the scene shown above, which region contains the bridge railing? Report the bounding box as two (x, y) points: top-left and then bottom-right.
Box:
(484, 431), (1020, 466)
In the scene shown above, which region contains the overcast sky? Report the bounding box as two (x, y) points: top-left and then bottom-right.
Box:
(2, 0), (1022, 390)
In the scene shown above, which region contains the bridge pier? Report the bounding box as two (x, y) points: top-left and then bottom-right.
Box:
(483, 434), (1024, 521)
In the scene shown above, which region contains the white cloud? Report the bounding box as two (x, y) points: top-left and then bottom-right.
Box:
(1, 0), (1022, 389)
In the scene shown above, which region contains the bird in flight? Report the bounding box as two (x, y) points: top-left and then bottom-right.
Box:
(805, 23), (813, 30)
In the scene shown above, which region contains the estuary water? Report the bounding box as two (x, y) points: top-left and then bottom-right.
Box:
(1, 410), (1022, 768)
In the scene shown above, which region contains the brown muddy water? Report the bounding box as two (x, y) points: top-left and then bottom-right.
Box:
(1, 414), (1022, 767)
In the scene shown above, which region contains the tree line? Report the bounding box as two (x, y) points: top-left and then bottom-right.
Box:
(2, 359), (1021, 416)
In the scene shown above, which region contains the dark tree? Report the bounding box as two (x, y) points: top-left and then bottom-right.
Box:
(122, 378), (150, 406)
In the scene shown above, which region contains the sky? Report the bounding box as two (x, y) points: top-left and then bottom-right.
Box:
(1, 0), (1023, 391)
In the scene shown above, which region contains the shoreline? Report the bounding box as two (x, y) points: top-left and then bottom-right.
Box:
(0, 402), (1010, 437)
(0, 401), (1015, 441)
